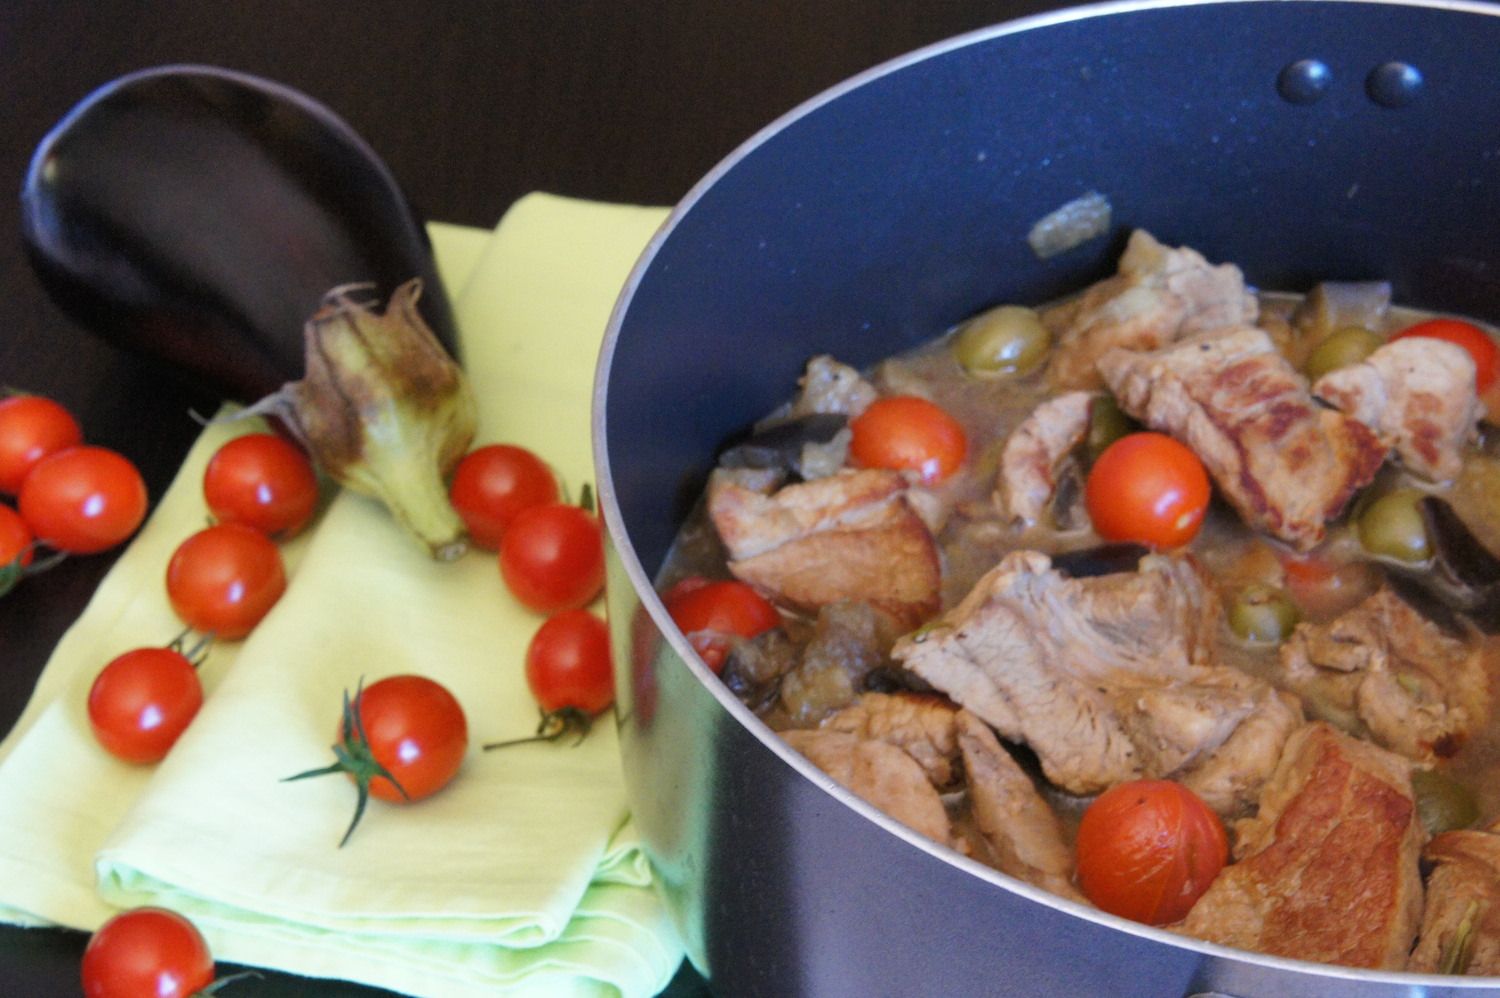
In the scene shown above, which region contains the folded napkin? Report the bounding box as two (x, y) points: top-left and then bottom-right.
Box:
(0, 193), (682, 997)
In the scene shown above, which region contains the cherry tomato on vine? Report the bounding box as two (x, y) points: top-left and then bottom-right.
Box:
(0, 394), (82, 495)
(1074, 779), (1227, 925)
(526, 609), (614, 715)
(1085, 432), (1210, 549)
(166, 523), (286, 639)
(1391, 318), (1498, 393)
(286, 675), (468, 846)
(88, 645), (204, 764)
(449, 444), (559, 550)
(664, 577), (781, 673)
(18, 446), (147, 554)
(203, 432), (319, 537)
(81, 906), (214, 998)
(499, 499), (604, 614)
(848, 395), (967, 484)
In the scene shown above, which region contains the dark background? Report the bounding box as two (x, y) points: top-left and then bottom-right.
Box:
(0, 2), (1059, 993)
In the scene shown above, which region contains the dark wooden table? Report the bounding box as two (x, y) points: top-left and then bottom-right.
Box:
(0, 2), (1061, 993)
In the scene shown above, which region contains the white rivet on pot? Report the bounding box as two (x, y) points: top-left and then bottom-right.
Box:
(1366, 61), (1424, 107)
(1276, 59), (1332, 104)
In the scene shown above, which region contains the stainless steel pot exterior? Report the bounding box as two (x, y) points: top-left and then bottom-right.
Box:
(595, 2), (1500, 994)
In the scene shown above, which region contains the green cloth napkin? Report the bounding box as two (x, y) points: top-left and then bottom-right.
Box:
(0, 193), (681, 997)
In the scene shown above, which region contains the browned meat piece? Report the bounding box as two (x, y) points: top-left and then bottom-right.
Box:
(1177, 722), (1424, 970)
(1313, 338), (1482, 482)
(776, 601), (901, 727)
(1410, 820), (1500, 974)
(1279, 587), (1488, 762)
(890, 550), (1296, 810)
(1044, 230), (1257, 390)
(955, 710), (1082, 900)
(1098, 327), (1385, 550)
(787, 354), (877, 418)
(823, 692), (960, 786)
(708, 467), (941, 628)
(994, 390), (1095, 527)
(782, 728), (952, 846)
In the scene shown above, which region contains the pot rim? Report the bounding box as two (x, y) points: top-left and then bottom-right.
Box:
(592, 0), (1500, 985)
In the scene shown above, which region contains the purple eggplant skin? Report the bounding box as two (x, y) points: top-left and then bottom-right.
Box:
(19, 64), (459, 403)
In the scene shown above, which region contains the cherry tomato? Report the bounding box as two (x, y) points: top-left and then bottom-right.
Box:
(1084, 432), (1210, 549)
(499, 501), (604, 613)
(350, 675), (468, 803)
(848, 395), (967, 484)
(449, 444), (559, 549)
(0, 503), (33, 569)
(664, 577), (781, 673)
(1074, 779), (1227, 925)
(81, 906), (214, 998)
(87, 646), (204, 764)
(203, 432), (319, 537)
(1392, 318), (1498, 393)
(165, 523), (286, 639)
(525, 609), (614, 715)
(18, 446), (147, 554)
(0, 394), (82, 495)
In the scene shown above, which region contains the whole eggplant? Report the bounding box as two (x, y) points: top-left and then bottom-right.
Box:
(19, 64), (459, 403)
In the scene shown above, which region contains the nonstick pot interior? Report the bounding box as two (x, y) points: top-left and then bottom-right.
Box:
(597, 2), (1500, 994)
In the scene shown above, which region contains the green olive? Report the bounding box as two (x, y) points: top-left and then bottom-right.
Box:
(952, 305), (1051, 376)
(1357, 489), (1432, 563)
(1227, 583), (1300, 644)
(1086, 394), (1136, 462)
(1413, 768), (1480, 836)
(1304, 325), (1385, 381)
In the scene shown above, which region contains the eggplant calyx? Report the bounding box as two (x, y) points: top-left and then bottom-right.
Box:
(247, 279), (476, 560)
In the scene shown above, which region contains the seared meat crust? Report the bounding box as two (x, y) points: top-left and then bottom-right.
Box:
(783, 728), (952, 846)
(994, 390), (1095, 527)
(1176, 722), (1424, 970)
(708, 467), (941, 628)
(1313, 338), (1481, 483)
(1098, 327), (1385, 550)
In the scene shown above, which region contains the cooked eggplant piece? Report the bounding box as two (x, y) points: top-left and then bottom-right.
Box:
(1050, 542), (1150, 579)
(1382, 497), (1500, 633)
(717, 413), (848, 479)
(20, 65), (458, 403)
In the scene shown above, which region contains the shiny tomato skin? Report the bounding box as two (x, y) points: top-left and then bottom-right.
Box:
(664, 578), (780, 673)
(848, 395), (967, 484)
(449, 444), (559, 550)
(525, 609), (614, 715)
(88, 647), (203, 764)
(1085, 432), (1211, 549)
(81, 906), (214, 998)
(355, 675), (467, 803)
(165, 523), (286, 639)
(498, 503), (604, 614)
(0, 394), (83, 495)
(18, 446), (147, 554)
(1392, 318), (1498, 392)
(1074, 779), (1228, 925)
(0, 503), (33, 569)
(203, 433), (318, 537)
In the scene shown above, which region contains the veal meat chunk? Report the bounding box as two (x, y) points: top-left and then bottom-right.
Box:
(1409, 820), (1500, 975)
(782, 727), (953, 847)
(1097, 327), (1385, 550)
(823, 692), (961, 786)
(708, 467), (941, 628)
(994, 390), (1095, 527)
(788, 353), (877, 419)
(955, 709), (1082, 900)
(1279, 587), (1488, 762)
(890, 549), (1299, 811)
(1043, 230), (1258, 390)
(1313, 338), (1482, 482)
(1177, 723), (1424, 970)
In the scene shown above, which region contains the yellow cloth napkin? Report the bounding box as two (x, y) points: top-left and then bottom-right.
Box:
(0, 193), (680, 997)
